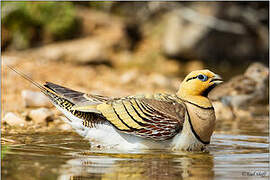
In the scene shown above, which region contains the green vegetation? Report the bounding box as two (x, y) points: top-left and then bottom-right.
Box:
(2, 2), (80, 49)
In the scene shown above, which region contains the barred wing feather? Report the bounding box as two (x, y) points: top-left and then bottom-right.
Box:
(44, 82), (186, 140)
(97, 97), (186, 140)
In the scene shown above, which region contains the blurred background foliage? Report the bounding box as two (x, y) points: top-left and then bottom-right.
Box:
(2, 2), (80, 49)
(1, 2), (269, 77)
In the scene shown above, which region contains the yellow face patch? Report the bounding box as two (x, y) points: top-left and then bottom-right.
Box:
(177, 69), (220, 97)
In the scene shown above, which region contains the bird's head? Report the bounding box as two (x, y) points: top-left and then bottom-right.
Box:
(177, 70), (223, 98)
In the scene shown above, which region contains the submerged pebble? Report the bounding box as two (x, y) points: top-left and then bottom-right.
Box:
(3, 112), (25, 126)
(28, 108), (54, 124)
(22, 90), (52, 108)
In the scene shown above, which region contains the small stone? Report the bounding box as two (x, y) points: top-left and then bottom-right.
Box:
(3, 112), (25, 126)
(28, 108), (54, 124)
(22, 90), (52, 108)
(59, 123), (73, 131)
(120, 70), (138, 84)
(58, 116), (73, 131)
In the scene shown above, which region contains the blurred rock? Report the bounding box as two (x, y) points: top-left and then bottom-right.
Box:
(22, 90), (52, 108)
(58, 117), (73, 131)
(163, 3), (216, 58)
(162, 2), (268, 64)
(3, 112), (25, 126)
(4, 28), (128, 64)
(212, 102), (234, 120)
(28, 108), (54, 124)
(15, 37), (108, 64)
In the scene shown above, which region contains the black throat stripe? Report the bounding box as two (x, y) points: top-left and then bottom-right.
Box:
(201, 84), (217, 97)
(181, 99), (214, 110)
(186, 111), (210, 145)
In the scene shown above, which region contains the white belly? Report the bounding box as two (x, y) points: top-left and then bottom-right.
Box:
(55, 103), (205, 151)
(85, 124), (171, 150)
(85, 122), (204, 151)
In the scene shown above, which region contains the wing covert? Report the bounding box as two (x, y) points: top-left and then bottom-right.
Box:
(97, 96), (186, 140)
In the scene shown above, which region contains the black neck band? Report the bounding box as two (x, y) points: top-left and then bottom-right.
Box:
(186, 111), (210, 145)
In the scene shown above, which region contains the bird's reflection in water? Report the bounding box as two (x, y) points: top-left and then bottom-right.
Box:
(57, 151), (214, 180)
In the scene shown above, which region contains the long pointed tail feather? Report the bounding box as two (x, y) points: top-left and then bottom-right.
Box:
(7, 65), (48, 93)
(6, 65), (64, 100)
(6, 65), (107, 135)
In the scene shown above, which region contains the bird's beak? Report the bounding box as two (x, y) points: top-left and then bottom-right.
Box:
(210, 74), (223, 84)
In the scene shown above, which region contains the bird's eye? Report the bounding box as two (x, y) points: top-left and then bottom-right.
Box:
(197, 74), (208, 81)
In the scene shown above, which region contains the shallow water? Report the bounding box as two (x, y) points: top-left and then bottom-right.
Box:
(2, 117), (269, 180)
